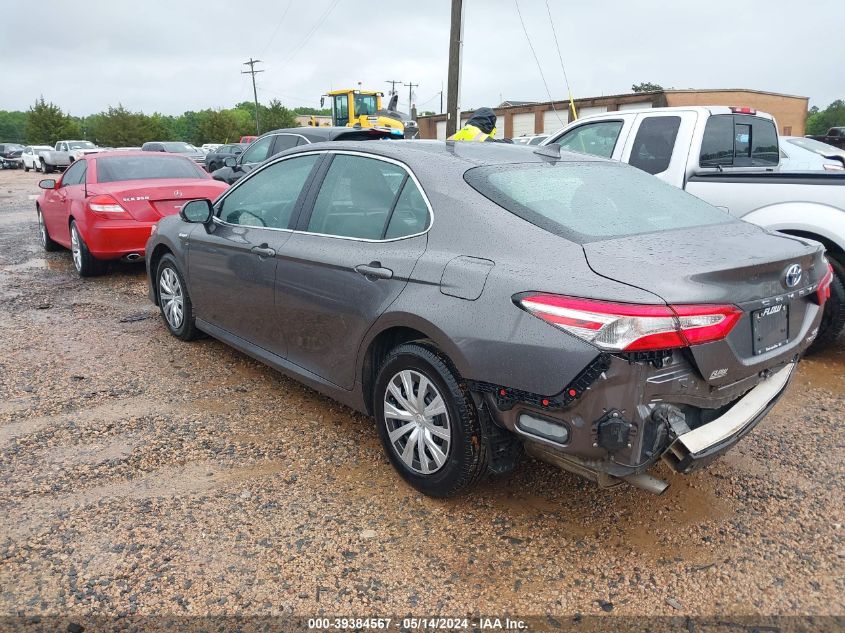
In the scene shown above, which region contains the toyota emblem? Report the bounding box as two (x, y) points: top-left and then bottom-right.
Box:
(783, 263), (802, 288)
(174, 190), (183, 198)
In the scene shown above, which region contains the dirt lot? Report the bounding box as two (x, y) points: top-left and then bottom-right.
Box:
(0, 168), (843, 628)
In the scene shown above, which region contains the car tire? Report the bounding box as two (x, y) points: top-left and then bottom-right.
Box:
(24, 162), (30, 172)
(156, 254), (199, 341)
(36, 207), (61, 252)
(374, 342), (487, 498)
(809, 256), (845, 353)
(69, 220), (105, 277)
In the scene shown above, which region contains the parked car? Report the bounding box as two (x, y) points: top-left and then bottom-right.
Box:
(39, 140), (102, 173)
(36, 152), (228, 277)
(141, 141), (206, 167)
(212, 126), (396, 185)
(806, 127), (845, 150)
(204, 143), (244, 172)
(779, 138), (843, 171)
(543, 106), (845, 350)
(201, 143), (222, 154)
(239, 135), (258, 144)
(782, 136), (845, 167)
(0, 143), (24, 169)
(21, 145), (54, 172)
(145, 141), (831, 497)
(512, 134), (548, 146)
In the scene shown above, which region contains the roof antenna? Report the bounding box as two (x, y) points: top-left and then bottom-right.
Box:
(533, 143), (561, 159)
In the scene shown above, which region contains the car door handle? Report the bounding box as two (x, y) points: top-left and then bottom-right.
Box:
(355, 262), (393, 280)
(251, 245), (276, 258)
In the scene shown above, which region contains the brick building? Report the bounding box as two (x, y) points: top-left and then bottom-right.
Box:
(416, 88), (809, 140)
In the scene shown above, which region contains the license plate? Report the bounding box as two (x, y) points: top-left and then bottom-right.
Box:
(752, 304), (789, 355)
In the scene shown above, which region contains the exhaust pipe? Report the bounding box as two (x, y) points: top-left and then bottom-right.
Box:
(124, 253), (142, 262)
(621, 473), (669, 495)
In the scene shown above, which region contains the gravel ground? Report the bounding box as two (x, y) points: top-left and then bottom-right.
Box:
(0, 168), (843, 628)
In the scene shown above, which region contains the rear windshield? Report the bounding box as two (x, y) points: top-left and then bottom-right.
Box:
(464, 161), (734, 243)
(161, 142), (196, 153)
(96, 156), (206, 183)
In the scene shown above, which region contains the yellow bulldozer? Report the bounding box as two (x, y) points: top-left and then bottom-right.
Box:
(320, 89), (419, 139)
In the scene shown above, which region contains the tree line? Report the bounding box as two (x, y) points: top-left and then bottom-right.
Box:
(806, 100), (845, 136)
(0, 97), (331, 147)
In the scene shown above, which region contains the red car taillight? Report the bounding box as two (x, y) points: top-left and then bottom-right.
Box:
(87, 194), (130, 218)
(816, 265), (834, 305)
(517, 294), (741, 351)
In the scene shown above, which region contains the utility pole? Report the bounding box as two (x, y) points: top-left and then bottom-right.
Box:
(385, 79), (402, 97)
(445, 0), (464, 136)
(440, 81), (444, 114)
(242, 58), (264, 135)
(404, 81), (419, 114)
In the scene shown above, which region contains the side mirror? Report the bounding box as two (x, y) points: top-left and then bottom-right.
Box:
(320, 96), (325, 108)
(224, 156), (238, 168)
(179, 199), (214, 224)
(39, 179), (57, 190)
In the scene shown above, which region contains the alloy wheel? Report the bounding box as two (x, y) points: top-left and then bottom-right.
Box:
(159, 267), (184, 329)
(70, 224), (82, 271)
(383, 369), (451, 475)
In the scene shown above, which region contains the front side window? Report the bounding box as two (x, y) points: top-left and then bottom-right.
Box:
(61, 160), (87, 186)
(240, 135), (274, 165)
(465, 161), (733, 243)
(556, 121), (623, 158)
(307, 155), (417, 240)
(217, 155), (319, 229)
(628, 116), (681, 175)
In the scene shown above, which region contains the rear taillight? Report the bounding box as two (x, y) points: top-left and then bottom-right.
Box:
(87, 194), (130, 218)
(517, 294), (741, 351)
(816, 265), (834, 305)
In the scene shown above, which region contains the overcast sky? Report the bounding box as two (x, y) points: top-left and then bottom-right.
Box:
(1, 0), (840, 117)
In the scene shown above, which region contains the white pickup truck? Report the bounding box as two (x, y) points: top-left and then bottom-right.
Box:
(38, 140), (102, 173)
(543, 105), (845, 349)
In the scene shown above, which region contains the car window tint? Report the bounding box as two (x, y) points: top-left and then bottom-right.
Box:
(97, 156), (205, 183)
(61, 160), (87, 186)
(272, 134), (299, 156)
(385, 180), (430, 239)
(465, 161), (733, 244)
(557, 121), (623, 158)
(241, 135), (274, 164)
(218, 155), (318, 229)
(699, 115), (734, 167)
(629, 116), (681, 175)
(749, 118), (778, 166)
(307, 155), (406, 239)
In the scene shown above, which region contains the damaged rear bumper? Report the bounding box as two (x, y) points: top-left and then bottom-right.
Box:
(662, 363), (795, 473)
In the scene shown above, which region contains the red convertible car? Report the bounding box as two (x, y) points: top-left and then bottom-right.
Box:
(36, 152), (228, 276)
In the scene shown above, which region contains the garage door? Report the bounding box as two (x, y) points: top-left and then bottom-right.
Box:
(619, 101), (653, 111)
(543, 109), (568, 134)
(436, 121), (446, 140)
(512, 112), (536, 138)
(576, 106), (607, 119)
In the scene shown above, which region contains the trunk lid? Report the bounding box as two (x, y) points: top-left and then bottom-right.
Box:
(89, 179), (226, 222)
(583, 222), (827, 386)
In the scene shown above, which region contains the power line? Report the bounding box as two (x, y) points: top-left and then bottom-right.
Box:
(545, 0), (577, 121)
(277, 0), (342, 70)
(261, 0), (295, 55)
(242, 58), (265, 134)
(385, 80), (403, 97)
(514, 0), (564, 126)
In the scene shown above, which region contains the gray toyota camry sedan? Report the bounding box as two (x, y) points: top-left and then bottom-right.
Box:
(145, 141), (833, 497)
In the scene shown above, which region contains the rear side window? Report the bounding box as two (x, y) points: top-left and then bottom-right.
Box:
(465, 161), (733, 243)
(96, 156), (205, 183)
(307, 155), (428, 240)
(700, 115), (778, 167)
(556, 121), (623, 158)
(272, 134), (300, 156)
(628, 116), (681, 174)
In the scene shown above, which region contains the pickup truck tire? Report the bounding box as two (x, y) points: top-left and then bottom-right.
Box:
(811, 257), (845, 352)
(374, 343), (487, 498)
(41, 160), (54, 174)
(70, 221), (105, 277)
